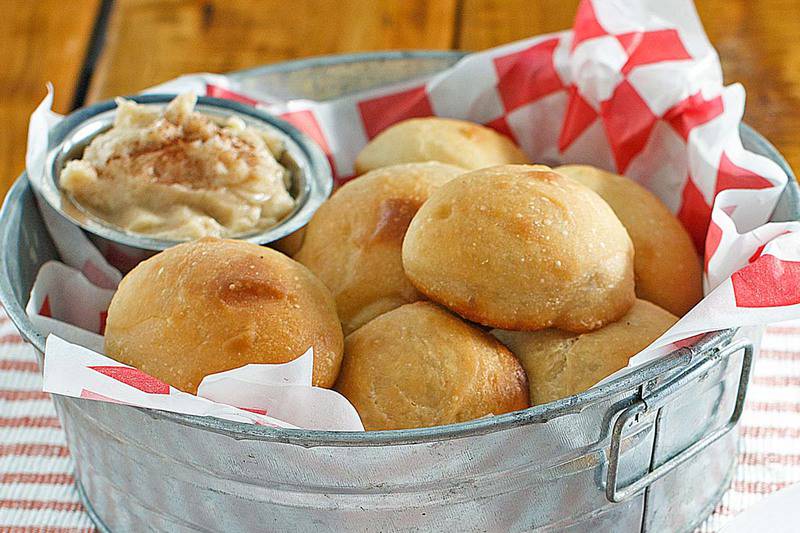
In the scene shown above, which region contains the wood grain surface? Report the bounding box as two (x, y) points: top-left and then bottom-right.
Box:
(696, 0), (800, 174)
(1, 0), (798, 198)
(87, 0), (459, 100)
(458, 0), (580, 47)
(0, 0), (100, 194)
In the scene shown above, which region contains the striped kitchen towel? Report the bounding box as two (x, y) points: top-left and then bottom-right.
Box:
(0, 308), (798, 532)
(0, 312), (92, 532)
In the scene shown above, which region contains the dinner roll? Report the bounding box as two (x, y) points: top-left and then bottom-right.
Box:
(354, 117), (528, 174)
(556, 165), (702, 316)
(336, 302), (529, 430)
(295, 162), (465, 334)
(402, 165), (636, 332)
(493, 299), (677, 405)
(104, 237), (343, 393)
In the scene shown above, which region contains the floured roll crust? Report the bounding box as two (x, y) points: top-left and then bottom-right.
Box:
(493, 299), (677, 404)
(104, 238), (343, 393)
(295, 162), (465, 334)
(556, 165), (702, 316)
(354, 117), (528, 174)
(335, 302), (530, 430)
(402, 165), (636, 332)
(61, 92), (295, 240)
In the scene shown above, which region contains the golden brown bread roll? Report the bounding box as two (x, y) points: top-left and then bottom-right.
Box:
(104, 237), (343, 393)
(354, 117), (528, 174)
(556, 165), (702, 316)
(335, 302), (529, 430)
(402, 165), (636, 332)
(493, 299), (677, 404)
(295, 162), (465, 334)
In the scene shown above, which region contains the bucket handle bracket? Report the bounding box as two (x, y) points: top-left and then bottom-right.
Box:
(605, 338), (754, 503)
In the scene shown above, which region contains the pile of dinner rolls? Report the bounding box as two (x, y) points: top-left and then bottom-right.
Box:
(104, 117), (702, 431)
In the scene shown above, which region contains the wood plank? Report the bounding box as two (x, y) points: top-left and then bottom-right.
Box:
(88, 0), (458, 101)
(0, 0), (101, 198)
(457, 0), (579, 48)
(696, 0), (800, 175)
(458, 0), (800, 175)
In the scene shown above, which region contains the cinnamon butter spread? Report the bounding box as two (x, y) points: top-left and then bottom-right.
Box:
(60, 93), (295, 240)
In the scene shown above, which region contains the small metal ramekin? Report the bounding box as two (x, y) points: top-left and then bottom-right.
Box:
(30, 94), (332, 270)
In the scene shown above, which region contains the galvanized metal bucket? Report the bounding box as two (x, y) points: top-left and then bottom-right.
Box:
(1, 52), (798, 533)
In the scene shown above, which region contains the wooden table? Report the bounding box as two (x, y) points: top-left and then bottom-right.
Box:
(2, 0), (799, 198)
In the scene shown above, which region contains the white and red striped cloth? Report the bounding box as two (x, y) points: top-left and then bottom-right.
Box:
(0, 311), (91, 532)
(0, 308), (798, 531)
